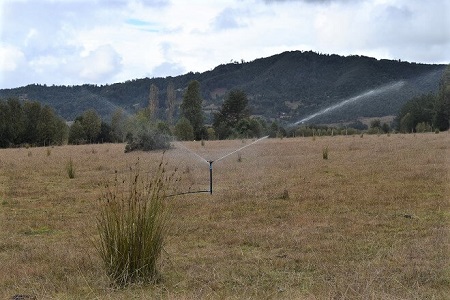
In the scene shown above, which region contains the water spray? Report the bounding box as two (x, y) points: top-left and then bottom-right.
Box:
(170, 136), (269, 196)
(214, 136), (269, 163)
(292, 81), (405, 125)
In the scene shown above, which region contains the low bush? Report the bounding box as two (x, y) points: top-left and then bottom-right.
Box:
(125, 130), (171, 153)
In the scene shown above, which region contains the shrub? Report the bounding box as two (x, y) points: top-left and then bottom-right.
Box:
(96, 159), (175, 287)
(125, 130), (171, 153)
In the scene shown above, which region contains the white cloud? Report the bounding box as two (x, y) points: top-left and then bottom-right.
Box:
(0, 45), (25, 72)
(76, 45), (123, 82)
(0, 0), (449, 88)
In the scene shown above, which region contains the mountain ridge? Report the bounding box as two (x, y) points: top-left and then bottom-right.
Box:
(0, 50), (446, 124)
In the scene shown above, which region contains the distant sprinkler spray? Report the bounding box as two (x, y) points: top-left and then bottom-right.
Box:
(292, 81), (405, 125)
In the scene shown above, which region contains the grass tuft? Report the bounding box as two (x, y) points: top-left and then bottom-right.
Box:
(280, 189), (289, 199)
(96, 158), (175, 287)
(322, 146), (329, 160)
(67, 158), (75, 178)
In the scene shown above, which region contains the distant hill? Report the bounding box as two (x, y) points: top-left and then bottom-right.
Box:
(0, 51), (446, 125)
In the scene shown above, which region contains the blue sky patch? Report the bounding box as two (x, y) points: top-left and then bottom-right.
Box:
(126, 18), (155, 26)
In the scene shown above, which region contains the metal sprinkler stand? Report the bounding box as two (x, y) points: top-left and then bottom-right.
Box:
(171, 136), (269, 197)
(207, 160), (213, 194)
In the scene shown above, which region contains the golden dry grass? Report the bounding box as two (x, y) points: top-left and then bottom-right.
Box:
(0, 133), (449, 299)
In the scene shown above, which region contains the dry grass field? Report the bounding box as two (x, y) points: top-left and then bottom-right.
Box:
(0, 133), (449, 299)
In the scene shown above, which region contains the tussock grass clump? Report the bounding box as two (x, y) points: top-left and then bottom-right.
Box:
(66, 158), (75, 178)
(322, 146), (329, 160)
(96, 159), (175, 287)
(280, 189), (289, 200)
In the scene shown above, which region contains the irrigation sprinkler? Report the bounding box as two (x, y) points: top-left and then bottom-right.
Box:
(208, 160), (213, 194)
(170, 136), (268, 196)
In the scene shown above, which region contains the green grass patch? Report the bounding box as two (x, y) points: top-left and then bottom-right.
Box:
(21, 226), (53, 235)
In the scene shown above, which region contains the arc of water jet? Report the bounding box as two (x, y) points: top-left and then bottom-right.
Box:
(173, 141), (209, 164)
(215, 136), (269, 163)
(171, 136), (268, 195)
(293, 81), (405, 125)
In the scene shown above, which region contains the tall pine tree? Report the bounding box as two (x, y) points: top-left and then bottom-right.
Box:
(433, 65), (450, 131)
(180, 80), (204, 140)
(148, 83), (159, 120)
(166, 81), (176, 125)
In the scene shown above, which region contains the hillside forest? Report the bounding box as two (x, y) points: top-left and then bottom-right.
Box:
(0, 51), (446, 123)
(0, 51), (448, 149)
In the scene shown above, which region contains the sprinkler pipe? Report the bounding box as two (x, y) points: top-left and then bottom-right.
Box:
(207, 160), (213, 194)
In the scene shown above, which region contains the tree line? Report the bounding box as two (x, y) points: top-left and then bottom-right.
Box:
(1, 65), (448, 150)
(0, 79), (271, 150)
(1, 51), (445, 125)
(395, 65), (449, 133)
(0, 98), (67, 148)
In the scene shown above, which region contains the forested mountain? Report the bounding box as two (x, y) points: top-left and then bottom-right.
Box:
(0, 51), (446, 124)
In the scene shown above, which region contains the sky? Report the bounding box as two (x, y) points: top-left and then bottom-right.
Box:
(0, 0), (449, 89)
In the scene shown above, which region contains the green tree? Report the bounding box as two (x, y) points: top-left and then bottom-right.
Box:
(149, 83), (159, 120)
(213, 90), (250, 139)
(68, 121), (87, 144)
(213, 121), (230, 140)
(166, 81), (176, 125)
(381, 122), (390, 133)
(268, 121), (286, 138)
(37, 105), (66, 146)
(22, 101), (42, 145)
(156, 121), (172, 136)
(0, 99), (66, 147)
(433, 65), (450, 131)
(81, 109), (102, 143)
(180, 80), (204, 140)
(174, 117), (194, 141)
(0, 100), (13, 147)
(206, 127), (216, 140)
(110, 108), (127, 142)
(98, 122), (114, 143)
(370, 119), (381, 129)
(400, 113), (414, 133)
(7, 98), (25, 144)
(396, 94), (435, 132)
